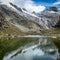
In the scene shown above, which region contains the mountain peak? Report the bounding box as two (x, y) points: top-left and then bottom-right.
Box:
(49, 6), (58, 12)
(23, 8), (27, 12)
(9, 3), (23, 12)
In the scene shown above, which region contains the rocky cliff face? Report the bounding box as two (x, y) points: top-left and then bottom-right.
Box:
(42, 11), (59, 27)
(0, 3), (60, 34)
(10, 3), (60, 29)
(0, 3), (41, 33)
(42, 7), (60, 28)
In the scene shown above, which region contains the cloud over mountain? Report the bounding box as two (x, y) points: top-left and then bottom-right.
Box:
(14, 0), (45, 13)
(0, 0), (45, 13)
(1, 0), (14, 5)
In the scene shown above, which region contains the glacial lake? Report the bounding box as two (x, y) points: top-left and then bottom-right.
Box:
(3, 35), (59, 60)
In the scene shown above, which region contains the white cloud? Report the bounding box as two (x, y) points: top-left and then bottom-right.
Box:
(1, 0), (14, 5)
(53, 0), (60, 5)
(0, 0), (45, 13)
(53, 1), (60, 5)
(13, 0), (45, 13)
(24, 1), (45, 13)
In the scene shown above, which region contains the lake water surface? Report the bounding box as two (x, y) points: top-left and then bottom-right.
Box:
(3, 35), (59, 60)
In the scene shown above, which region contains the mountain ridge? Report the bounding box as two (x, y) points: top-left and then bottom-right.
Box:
(0, 3), (60, 36)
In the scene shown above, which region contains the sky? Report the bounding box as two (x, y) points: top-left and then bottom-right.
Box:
(0, 0), (60, 13)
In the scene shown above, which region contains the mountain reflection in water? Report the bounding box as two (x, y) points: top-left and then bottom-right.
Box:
(33, 55), (55, 60)
(3, 36), (59, 60)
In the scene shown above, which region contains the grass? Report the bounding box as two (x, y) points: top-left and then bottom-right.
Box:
(43, 28), (60, 37)
(0, 21), (26, 36)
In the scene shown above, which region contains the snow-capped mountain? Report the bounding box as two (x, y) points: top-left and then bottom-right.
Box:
(10, 3), (60, 29)
(0, 3), (60, 34)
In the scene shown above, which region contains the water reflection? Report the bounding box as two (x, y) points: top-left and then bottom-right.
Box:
(33, 55), (55, 60)
(3, 37), (59, 60)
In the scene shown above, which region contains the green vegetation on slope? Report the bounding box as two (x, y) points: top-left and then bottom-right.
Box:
(0, 20), (26, 36)
(43, 28), (60, 37)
